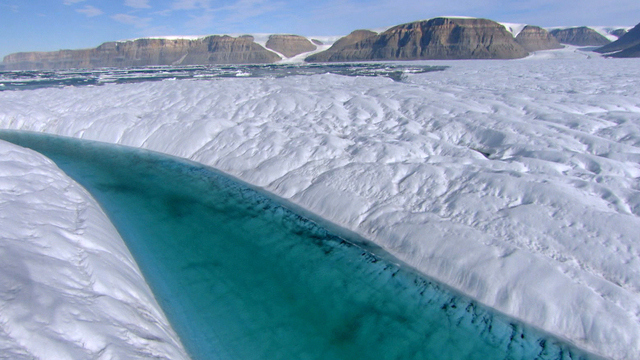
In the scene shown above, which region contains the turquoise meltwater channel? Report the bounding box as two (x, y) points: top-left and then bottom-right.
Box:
(0, 131), (600, 360)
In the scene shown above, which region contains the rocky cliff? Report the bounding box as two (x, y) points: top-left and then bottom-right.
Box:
(596, 22), (640, 57)
(265, 35), (316, 58)
(306, 18), (529, 62)
(2, 35), (282, 70)
(549, 27), (611, 46)
(304, 30), (378, 62)
(514, 25), (563, 52)
(7, 18), (633, 70)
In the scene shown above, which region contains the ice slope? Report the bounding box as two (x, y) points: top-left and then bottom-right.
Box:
(521, 45), (604, 60)
(1, 56), (640, 359)
(0, 141), (189, 359)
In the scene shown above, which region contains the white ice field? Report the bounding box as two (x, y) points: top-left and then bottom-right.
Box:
(0, 142), (189, 359)
(1, 47), (639, 359)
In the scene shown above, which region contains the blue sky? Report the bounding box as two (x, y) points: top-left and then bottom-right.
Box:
(1, 0), (639, 59)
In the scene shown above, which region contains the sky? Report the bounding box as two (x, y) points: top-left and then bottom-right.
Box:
(1, 0), (639, 59)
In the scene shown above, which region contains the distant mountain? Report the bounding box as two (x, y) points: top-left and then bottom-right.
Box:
(610, 28), (628, 38)
(1, 35), (283, 70)
(549, 27), (611, 46)
(596, 22), (640, 57)
(265, 35), (317, 58)
(514, 25), (563, 52)
(306, 17), (530, 62)
(2, 17), (637, 70)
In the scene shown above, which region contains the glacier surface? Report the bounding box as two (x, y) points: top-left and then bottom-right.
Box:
(0, 141), (189, 359)
(1, 52), (639, 359)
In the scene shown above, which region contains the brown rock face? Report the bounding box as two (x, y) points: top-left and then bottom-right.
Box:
(1, 36), (282, 70)
(596, 22), (640, 57)
(305, 30), (377, 62)
(201, 36), (281, 64)
(306, 18), (528, 62)
(265, 35), (316, 58)
(515, 25), (563, 52)
(549, 27), (611, 46)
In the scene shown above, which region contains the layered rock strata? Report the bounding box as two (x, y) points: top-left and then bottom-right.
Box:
(2, 36), (282, 70)
(265, 35), (317, 57)
(549, 27), (611, 46)
(305, 30), (378, 62)
(514, 25), (563, 52)
(306, 18), (529, 62)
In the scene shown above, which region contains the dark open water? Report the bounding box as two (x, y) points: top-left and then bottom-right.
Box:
(0, 63), (446, 91)
(0, 131), (600, 360)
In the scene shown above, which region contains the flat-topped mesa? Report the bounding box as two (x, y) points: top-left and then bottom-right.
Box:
(1, 35), (282, 70)
(265, 35), (317, 58)
(549, 27), (611, 46)
(200, 35), (281, 64)
(306, 17), (529, 62)
(596, 22), (640, 57)
(515, 25), (563, 52)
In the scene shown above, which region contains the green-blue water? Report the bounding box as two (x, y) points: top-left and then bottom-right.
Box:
(0, 131), (599, 360)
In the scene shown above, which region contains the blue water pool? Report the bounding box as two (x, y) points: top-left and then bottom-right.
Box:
(0, 130), (599, 360)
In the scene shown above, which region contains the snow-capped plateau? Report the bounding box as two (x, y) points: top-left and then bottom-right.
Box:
(0, 141), (189, 359)
(1, 55), (640, 359)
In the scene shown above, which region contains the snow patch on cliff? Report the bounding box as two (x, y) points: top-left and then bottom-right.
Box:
(499, 22), (528, 37)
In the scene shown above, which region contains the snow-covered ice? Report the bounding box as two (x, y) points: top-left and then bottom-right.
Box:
(1, 54), (640, 359)
(0, 141), (189, 359)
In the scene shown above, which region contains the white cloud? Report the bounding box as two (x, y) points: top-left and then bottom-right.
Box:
(63, 0), (85, 5)
(185, 11), (216, 31)
(76, 5), (103, 17)
(179, 0), (284, 32)
(125, 0), (151, 9)
(171, 0), (212, 10)
(152, 9), (173, 16)
(1, 3), (19, 12)
(217, 0), (283, 15)
(111, 13), (152, 28)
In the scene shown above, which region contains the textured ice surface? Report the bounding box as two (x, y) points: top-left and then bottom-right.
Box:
(1, 55), (639, 359)
(0, 131), (598, 360)
(0, 141), (188, 360)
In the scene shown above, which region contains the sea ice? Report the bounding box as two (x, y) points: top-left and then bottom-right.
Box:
(1, 54), (639, 359)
